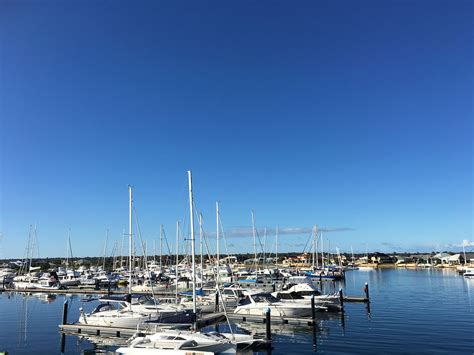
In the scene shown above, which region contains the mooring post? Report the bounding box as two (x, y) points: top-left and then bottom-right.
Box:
(311, 294), (316, 320)
(364, 282), (370, 301)
(339, 288), (344, 311)
(265, 308), (272, 342)
(62, 300), (68, 325)
(215, 292), (219, 312)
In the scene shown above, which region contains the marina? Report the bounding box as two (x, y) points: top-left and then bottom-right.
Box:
(2, 1), (472, 354)
(0, 268), (472, 354)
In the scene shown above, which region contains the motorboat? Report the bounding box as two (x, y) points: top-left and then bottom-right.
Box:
(115, 329), (236, 354)
(463, 268), (474, 278)
(234, 292), (312, 317)
(271, 290), (341, 312)
(283, 276), (321, 297)
(78, 295), (196, 328)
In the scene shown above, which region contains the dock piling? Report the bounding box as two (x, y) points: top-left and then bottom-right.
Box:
(265, 308), (271, 341)
(215, 292), (219, 312)
(339, 288), (344, 311)
(62, 300), (68, 325)
(364, 282), (370, 301)
(311, 295), (316, 320)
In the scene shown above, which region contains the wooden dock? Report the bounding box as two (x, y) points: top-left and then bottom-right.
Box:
(59, 312), (226, 337)
(227, 313), (320, 326)
(344, 296), (369, 303)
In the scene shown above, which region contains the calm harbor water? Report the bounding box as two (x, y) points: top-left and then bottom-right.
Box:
(0, 268), (472, 354)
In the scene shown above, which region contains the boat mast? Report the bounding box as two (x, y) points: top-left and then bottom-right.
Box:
(216, 201), (220, 270)
(199, 213), (204, 289)
(175, 220), (179, 303)
(321, 230), (324, 269)
(251, 210), (257, 266)
(315, 227), (319, 269)
(275, 226), (279, 265)
(128, 185), (133, 296)
(263, 227), (267, 264)
(103, 229), (108, 271)
(312, 225), (316, 269)
(187, 170), (197, 316)
(66, 229), (70, 269)
(160, 224), (163, 270)
(120, 229), (125, 269)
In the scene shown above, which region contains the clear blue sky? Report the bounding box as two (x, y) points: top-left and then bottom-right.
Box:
(1, 0), (472, 258)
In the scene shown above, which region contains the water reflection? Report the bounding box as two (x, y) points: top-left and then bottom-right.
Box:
(2, 269), (473, 354)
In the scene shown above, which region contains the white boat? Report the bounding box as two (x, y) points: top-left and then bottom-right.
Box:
(79, 294), (196, 328)
(13, 274), (39, 289)
(284, 276), (321, 297)
(180, 295), (215, 313)
(271, 290), (341, 312)
(79, 301), (153, 328)
(0, 268), (15, 284)
(220, 286), (246, 308)
(116, 329), (236, 354)
(78, 187), (194, 328)
(234, 292), (312, 317)
(117, 172), (239, 355)
(463, 268), (474, 278)
(117, 349), (214, 355)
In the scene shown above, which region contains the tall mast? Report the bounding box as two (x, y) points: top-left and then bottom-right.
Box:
(128, 185), (133, 295)
(216, 201), (220, 269)
(275, 226), (279, 265)
(321, 230), (324, 269)
(120, 229), (125, 269)
(263, 227), (267, 263)
(316, 227), (319, 269)
(103, 229), (108, 270)
(312, 225), (316, 269)
(26, 225), (32, 274)
(251, 210), (257, 264)
(175, 220), (179, 303)
(462, 242), (467, 266)
(66, 229), (70, 269)
(187, 170), (197, 316)
(199, 213), (204, 288)
(159, 224), (163, 270)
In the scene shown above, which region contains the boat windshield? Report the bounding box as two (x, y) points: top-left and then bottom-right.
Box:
(135, 295), (159, 305)
(251, 294), (279, 303)
(92, 303), (117, 313)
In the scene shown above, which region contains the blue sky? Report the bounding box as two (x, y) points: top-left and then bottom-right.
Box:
(1, 0), (472, 258)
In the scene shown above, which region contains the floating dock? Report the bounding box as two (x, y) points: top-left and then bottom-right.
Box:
(59, 312), (226, 337)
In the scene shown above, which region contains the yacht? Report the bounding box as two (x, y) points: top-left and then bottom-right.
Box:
(234, 292), (312, 317)
(271, 290), (341, 312)
(115, 329), (236, 354)
(78, 295), (196, 328)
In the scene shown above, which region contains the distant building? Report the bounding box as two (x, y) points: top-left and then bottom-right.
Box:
(369, 252), (397, 264)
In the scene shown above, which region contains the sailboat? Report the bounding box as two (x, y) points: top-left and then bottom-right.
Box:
(78, 186), (195, 328)
(345, 246), (359, 271)
(116, 171), (239, 354)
